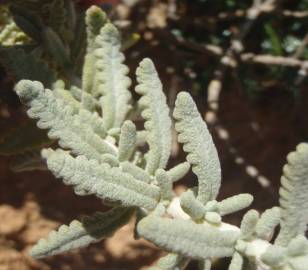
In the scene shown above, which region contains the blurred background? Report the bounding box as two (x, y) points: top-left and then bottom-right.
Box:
(0, 0), (307, 269)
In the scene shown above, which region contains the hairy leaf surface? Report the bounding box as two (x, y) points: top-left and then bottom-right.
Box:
(173, 92), (221, 204)
(42, 149), (160, 209)
(135, 58), (172, 175)
(137, 215), (239, 260)
(275, 143), (308, 246)
(31, 207), (134, 258)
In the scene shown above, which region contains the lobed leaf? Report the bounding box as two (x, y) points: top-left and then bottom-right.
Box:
(173, 92), (221, 204)
(14, 80), (115, 161)
(94, 23), (132, 128)
(42, 148), (160, 209)
(30, 207), (134, 258)
(135, 58), (172, 175)
(137, 215), (240, 260)
(82, 5), (108, 94)
(255, 207), (280, 240)
(275, 143), (308, 246)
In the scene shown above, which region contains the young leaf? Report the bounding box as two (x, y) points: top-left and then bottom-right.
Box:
(275, 143), (308, 246)
(82, 5), (108, 94)
(42, 148), (160, 209)
(173, 92), (221, 204)
(137, 215), (240, 260)
(135, 58), (172, 175)
(94, 23), (132, 128)
(30, 207), (134, 258)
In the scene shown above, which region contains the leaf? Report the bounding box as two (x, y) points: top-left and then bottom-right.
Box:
(0, 47), (56, 87)
(14, 80), (116, 161)
(118, 120), (136, 162)
(30, 207), (134, 258)
(135, 58), (172, 175)
(120, 161), (152, 183)
(94, 23), (132, 128)
(228, 252), (243, 270)
(137, 215), (240, 260)
(173, 92), (221, 204)
(240, 210), (259, 241)
(149, 253), (189, 270)
(0, 119), (51, 156)
(166, 162), (190, 183)
(217, 194), (253, 216)
(155, 169), (174, 201)
(275, 143), (308, 246)
(255, 207), (280, 240)
(180, 189), (206, 221)
(82, 6), (107, 94)
(42, 148), (160, 209)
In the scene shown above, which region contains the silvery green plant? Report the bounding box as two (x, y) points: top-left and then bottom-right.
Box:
(13, 6), (308, 270)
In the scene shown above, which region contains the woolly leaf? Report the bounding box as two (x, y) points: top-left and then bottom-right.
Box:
(217, 194), (253, 216)
(155, 169), (174, 201)
(0, 120), (51, 156)
(173, 92), (221, 204)
(120, 162), (151, 183)
(240, 210), (259, 240)
(30, 207), (134, 258)
(149, 253), (189, 270)
(228, 252), (243, 270)
(42, 148), (160, 209)
(14, 80), (116, 161)
(180, 190), (206, 221)
(137, 215), (240, 260)
(289, 255), (308, 270)
(118, 120), (136, 162)
(261, 245), (287, 267)
(287, 235), (308, 257)
(255, 207), (280, 240)
(166, 162), (190, 183)
(135, 58), (172, 175)
(82, 6), (107, 94)
(85, 5), (108, 52)
(275, 143), (308, 246)
(0, 47), (56, 87)
(94, 23), (132, 128)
